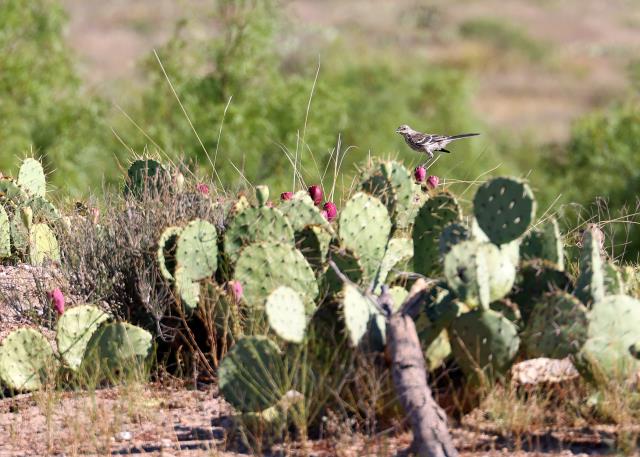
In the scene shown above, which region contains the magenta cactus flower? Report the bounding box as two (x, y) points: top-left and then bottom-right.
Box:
(427, 175), (440, 189)
(48, 288), (65, 315)
(308, 185), (323, 206)
(414, 166), (426, 183)
(196, 183), (210, 195)
(280, 191), (294, 201)
(323, 201), (338, 222)
(227, 280), (243, 302)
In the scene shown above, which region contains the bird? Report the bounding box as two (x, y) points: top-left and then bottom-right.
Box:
(395, 125), (480, 159)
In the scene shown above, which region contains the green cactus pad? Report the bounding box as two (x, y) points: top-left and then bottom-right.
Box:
(424, 284), (464, 331)
(255, 185), (270, 206)
(25, 196), (60, 222)
(444, 241), (516, 309)
(175, 219), (218, 281)
(157, 226), (183, 281)
(0, 178), (27, 203)
(265, 286), (307, 343)
(84, 322), (152, 375)
(218, 336), (285, 413)
(17, 158), (46, 198)
(279, 192), (330, 232)
(296, 225), (332, 273)
(234, 242), (318, 313)
(489, 298), (521, 325)
(324, 246), (365, 294)
(29, 223), (60, 265)
(56, 304), (110, 370)
(473, 177), (536, 245)
(603, 262), (624, 296)
(224, 206), (295, 263)
(521, 218), (564, 270)
(124, 159), (168, 199)
(509, 260), (572, 324)
(413, 192), (461, 276)
(174, 268), (202, 310)
(439, 222), (470, 257)
(575, 226), (605, 306)
(342, 283), (376, 347)
(375, 237), (413, 293)
(0, 206), (10, 258)
(575, 295), (640, 383)
(0, 328), (55, 391)
(450, 309), (520, 383)
(10, 213), (29, 255)
(339, 192), (391, 282)
(523, 292), (588, 359)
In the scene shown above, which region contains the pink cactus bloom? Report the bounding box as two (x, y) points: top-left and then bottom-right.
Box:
(227, 281), (243, 302)
(323, 202), (338, 222)
(280, 192), (294, 201)
(414, 166), (426, 183)
(196, 183), (210, 195)
(48, 288), (65, 315)
(427, 175), (440, 189)
(308, 185), (323, 206)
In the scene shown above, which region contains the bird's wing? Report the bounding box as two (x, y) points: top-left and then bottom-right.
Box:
(409, 132), (435, 145)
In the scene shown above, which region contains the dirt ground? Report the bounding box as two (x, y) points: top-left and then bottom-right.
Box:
(0, 383), (636, 456)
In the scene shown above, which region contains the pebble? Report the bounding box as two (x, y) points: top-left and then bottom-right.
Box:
(115, 431), (132, 441)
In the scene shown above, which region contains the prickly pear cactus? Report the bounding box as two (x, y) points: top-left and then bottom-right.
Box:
(157, 226), (183, 281)
(0, 206), (10, 258)
(234, 242), (318, 313)
(0, 328), (56, 391)
(521, 218), (564, 270)
(413, 193), (461, 276)
(25, 196), (60, 222)
(450, 309), (520, 384)
(324, 246), (364, 294)
(575, 226), (605, 306)
(255, 185), (270, 206)
(339, 192), (391, 282)
(296, 225), (332, 273)
(0, 178), (28, 203)
(124, 159), (167, 199)
(375, 237), (413, 293)
(279, 192), (330, 232)
(56, 305), (109, 370)
(219, 336), (285, 413)
(575, 295), (640, 383)
(341, 283), (375, 347)
(29, 223), (60, 265)
(489, 298), (521, 325)
(175, 219), (218, 281)
(439, 222), (470, 257)
(224, 206), (295, 263)
(603, 262), (625, 296)
(473, 177), (535, 245)
(84, 322), (152, 376)
(265, 286), (307, 343)
(17, 158), (46, 198)
(523, 292), (588, 359)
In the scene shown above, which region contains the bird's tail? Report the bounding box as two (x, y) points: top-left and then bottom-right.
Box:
(448, 133), (480, 140)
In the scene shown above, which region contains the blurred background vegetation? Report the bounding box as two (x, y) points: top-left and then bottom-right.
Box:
(2, 0), (640, 258)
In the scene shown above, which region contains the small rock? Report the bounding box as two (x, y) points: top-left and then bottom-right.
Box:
(511, 357), (579, 386)
(115, 431), (132, 442)
(160, 438), (173, 449)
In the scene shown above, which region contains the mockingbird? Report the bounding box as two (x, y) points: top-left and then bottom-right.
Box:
(396, 125), (479, 158)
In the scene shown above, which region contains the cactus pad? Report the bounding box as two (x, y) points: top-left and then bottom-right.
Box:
(56, 304), (110, 370)
(218, 336), (285, 412)
(279, 192), (330, 232)
(255, 185), (270, 206)
(174, 268), (202, 310)
(413, 192), (461, 276)
(175, 219), (218, 281)
(450, 309), (520, 383)
(523, 292), (588, 359)
(17, 158), (46, 197)
(575, 226), (605, 306)
(439, 222), (470, 256)
(125, 159), (167, 199)
(224, 206), (294, 263)
(375, 237), (413, 293)
(339, 192), (391, 282)
(521, 218), (564, 270)
(234, 242), (318, 313)
(265, 286), (307, 343)
(473, 177), (536, 245)
(342, 283), (375, 347)
(0, 328), (55, 391)
(603, 262), (624, 296)
(29, 223), (60, 265)
(157, 226), (183, 281)
(296, 225), (332, 273)
(0, 178), (27, 203)
(84, 322), (152, 375)
(324, 246), (365, 294)
(0, 206), (10, 258)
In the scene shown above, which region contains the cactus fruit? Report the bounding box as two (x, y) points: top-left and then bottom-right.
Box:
(265, 286), (307, 343)
(227, 280), (244, 302)
(341, 284), (376, 347)
(124, 159), (168, 199)
(439, 222), (470, 257)
(280, 192), (293, 201)
(48, 288), (65, 315)
(0, 206), (10, 258)
(218, 336), (285, 412)
(157, 226), (183, 281)
(521, 218), (564, 270)
(224, 206), (295, 263)
(308, 185), (323, 205)
(450, 309), (520, 383)
(575, 226), (605, 306)
(523, 292), (588, 359)
(17, 158), (46, 198)
(339, 192), (392, 282)
(84, 322), (152, 376)
(29, 223), (60, 265)
(196, 183), (210, 195)
(56, 304), (109, 370)
(323, 202), (338, 222)
(473, 177), (536, 245)
(426, 176), (439, 189)
(414, 166), (426, 183)
(413, 192), (461, 276)
(0, 328), (55, 391)
(255, 185), (270, 206)
(234, 242), (318, 314)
